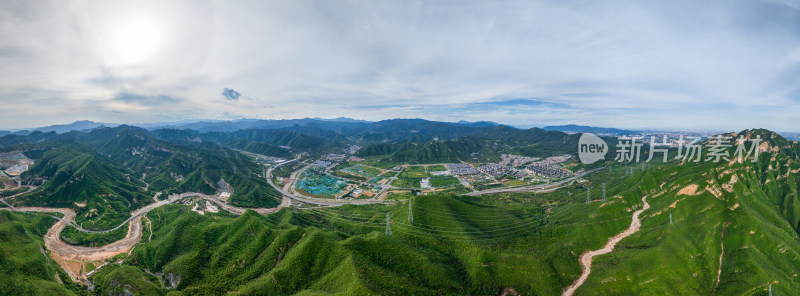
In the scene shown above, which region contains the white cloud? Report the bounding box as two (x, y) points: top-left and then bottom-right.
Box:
(1, 0), (799, 131)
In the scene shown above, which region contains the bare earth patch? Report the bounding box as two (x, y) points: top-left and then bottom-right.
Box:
(722, 175), (738, 192)
(500, 288), (521, 296)
(678, 184), (699, 196)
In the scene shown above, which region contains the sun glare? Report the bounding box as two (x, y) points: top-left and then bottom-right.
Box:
(109, 19), (161, 65)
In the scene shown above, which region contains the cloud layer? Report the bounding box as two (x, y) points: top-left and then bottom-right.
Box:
(1, 0), (800, 131)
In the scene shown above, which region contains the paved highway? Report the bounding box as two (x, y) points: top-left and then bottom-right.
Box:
(461, 167), (604, 196)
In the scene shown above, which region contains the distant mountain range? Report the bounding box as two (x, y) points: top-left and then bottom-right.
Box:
(541, 124), (638, 135)
(5, 120), (798, 141)
(1, 118), (499, 135)
(0, 120), (118, 135)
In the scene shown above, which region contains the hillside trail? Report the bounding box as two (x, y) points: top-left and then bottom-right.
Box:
(562, 195), (650, 296)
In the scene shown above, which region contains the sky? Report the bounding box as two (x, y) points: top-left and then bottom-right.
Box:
(1, 0), (800, 131)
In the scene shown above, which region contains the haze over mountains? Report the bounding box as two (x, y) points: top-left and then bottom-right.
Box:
(5, 119), (798, 142)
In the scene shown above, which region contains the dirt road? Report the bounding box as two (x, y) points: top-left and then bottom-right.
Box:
(562, 195), (650, 296)
(4, 191), (290, 282)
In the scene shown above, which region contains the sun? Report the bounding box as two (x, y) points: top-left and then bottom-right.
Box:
(109, 19), (161, 65)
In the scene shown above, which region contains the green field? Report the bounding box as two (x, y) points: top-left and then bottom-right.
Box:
(390, 168), (433, 189)
(504, 179), (526, 186)
(405, 165), (426, 173)
(429, 176), (460, 187)
(426, 165), (447, 171)
(391, 177), (421, 188)
(60, 222), (129, 247)
(402, 171), (428, 178)
(342, 165), (383, 179)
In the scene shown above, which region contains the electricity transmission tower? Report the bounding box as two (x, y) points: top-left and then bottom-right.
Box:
(408, 198), (414, 224)
(602, 183), (606, 202)
(586, 188), (591, 204)
(385, 213), (392, 237)
(669, 213), (673, 224)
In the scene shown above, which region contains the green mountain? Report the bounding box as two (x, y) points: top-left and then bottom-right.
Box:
(19, 142), (148, 228)
(229, 139), (292, 158)
(357, 128), (580, 163)
(82, 129), (800, 295)
(0, 211), (82, 295)
(574, 129), (800, 295)
(3, 123), (800, 295)
(7, 126), (283, 228)
(210, 129), (325, 150)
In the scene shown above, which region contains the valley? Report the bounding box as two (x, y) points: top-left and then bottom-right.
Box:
(0, 120), (798, 295)
(5, 2), (800, 294)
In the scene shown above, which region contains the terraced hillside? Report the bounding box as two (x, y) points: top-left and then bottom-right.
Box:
(1, 126), (799, 295)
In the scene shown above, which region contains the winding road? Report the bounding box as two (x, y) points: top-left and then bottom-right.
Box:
(1, 155), (595, 284)
(0, 155), (391, 283)
(265, 157), (395, 206)
(2, 190), (290, 282)
(562, 194), (650, 296)
(462, 167), (604, 196)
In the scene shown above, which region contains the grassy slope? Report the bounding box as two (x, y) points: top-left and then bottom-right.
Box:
(0, 211), (81, 295)
(87, 168), (660, 296)
(20, 144), (147, 228)
(10, 158), (799, 295)
(60, 222), (128, 247)
(14, 129), (281, 230)
(576, 159), (800, 295)
(8, 129), (800, 295)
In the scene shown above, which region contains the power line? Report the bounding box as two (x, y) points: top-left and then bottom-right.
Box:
(307, 208), (544, 233)
(295, 211), (531, 242)
(405, 207), (537, 222)
(326, 210), (544, 240)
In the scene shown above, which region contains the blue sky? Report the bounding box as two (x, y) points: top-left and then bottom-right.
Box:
(1, 0), (800, 131)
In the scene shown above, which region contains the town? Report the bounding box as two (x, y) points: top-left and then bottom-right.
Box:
(269, 146), (581, 201)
